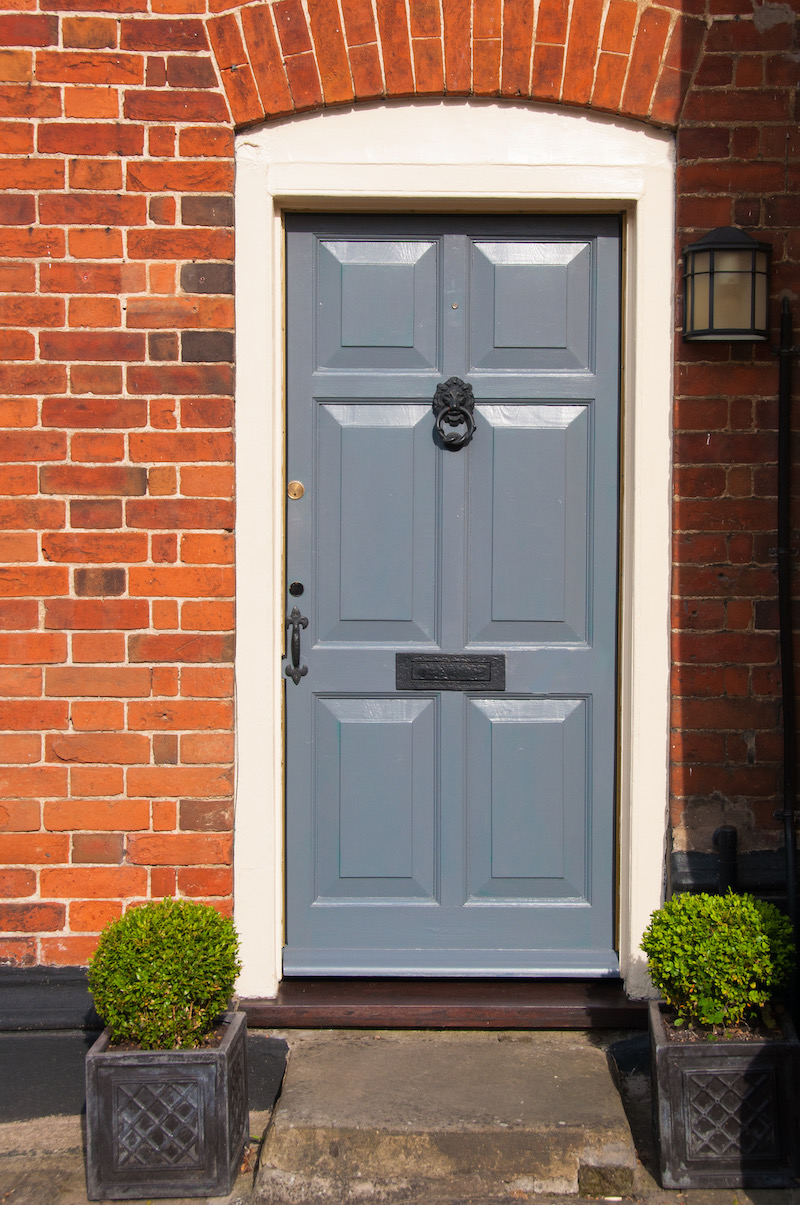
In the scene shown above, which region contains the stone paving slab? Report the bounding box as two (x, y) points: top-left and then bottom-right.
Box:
(255, 1030), (638, 1202)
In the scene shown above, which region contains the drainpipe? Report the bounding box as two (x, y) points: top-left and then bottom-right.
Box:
(712, 825), (738, 894)
(775, 298), (798, 1020)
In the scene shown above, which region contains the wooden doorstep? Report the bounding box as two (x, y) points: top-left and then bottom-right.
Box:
(240, 978), (647, 1029)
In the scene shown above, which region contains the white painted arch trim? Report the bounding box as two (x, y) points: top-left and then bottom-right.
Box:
(233, 100), (674, 999)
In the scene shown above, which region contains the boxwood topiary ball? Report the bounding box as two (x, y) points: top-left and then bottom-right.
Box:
(641, 890), (795, 1028)
(88, 898), (242, 1049)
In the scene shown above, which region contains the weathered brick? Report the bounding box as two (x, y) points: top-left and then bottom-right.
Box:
(181, 331), (234, 362)
(40, 465), (147, 496)
(44, 799), (149, 831)
(69, 500), (123, 530)
(63, 17), (118, 48)
(0, 566), (67, 597)
(0, 904), (65, 934)
(0, 770), (68, 802)
(500, 0), (533, 95)
(0, 431), (65, 461)
(0, 15), (58, 47)
(166, 54), (218, 87)
(125, 157), (231, 192)
(48, 733), (149, 764)
(128, 633), (234, 662)
(127, 364), (233, 395)
(127, 832), (232, 863)
(123, 88), (229, 122)
(40, 262), (146, 294)
(129, 566), (234, 597)
(179, 125), (234, 157)
(374, 0), (413, 94)
(35, 51), (143, 85)
(307, 0), (354, 104)
(0, 736), (40, 765)
(128, 698), (233, 729)
(70, 365), (124, 394)
(39, 867), (147, 900)
(0, 869), (36, 897)
(72, 631), (125, 662)
(45, 667), (151, 697)
(125, 498), (234, 529)
(126, 767), (233, 798)
(37, 123), (144, 156)
(0, 634), (66, 664)
(69, 900), (123, 931)
(180, 735), (234, 766)
(180, 262), (234, 294)
(176, 867), (232, 897)
(42, 532), (147, 563)
(42, 399), (147, 429)
(180, 194), (233, 226)
(240, 4), (293, 115)
(120, 18), (209, 51)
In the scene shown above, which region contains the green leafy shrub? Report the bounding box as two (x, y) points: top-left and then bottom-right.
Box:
(88, 898), (241, 1049)
(641, 891), (795, 1028)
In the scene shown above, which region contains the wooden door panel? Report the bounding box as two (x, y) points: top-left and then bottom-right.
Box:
(470, 241), (593, 372)
(466, 697), (588, 902)
(313, 696), (437, 902)
(316, 239), (439, 371)
(467, 404), (590, 644)
(316, 403), (437, 644)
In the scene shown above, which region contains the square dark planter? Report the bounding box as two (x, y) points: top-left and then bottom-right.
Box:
(85, 1009), (248, 1200)
(649, 999), (799, 1189)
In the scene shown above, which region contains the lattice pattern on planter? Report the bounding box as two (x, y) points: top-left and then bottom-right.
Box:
(684, 1068), (778, 1159)
(227, 1034), (247, 1162)
(114, 1081), (203, 1170)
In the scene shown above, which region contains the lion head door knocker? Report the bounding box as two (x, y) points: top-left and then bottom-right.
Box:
(432, 377), (476, 451)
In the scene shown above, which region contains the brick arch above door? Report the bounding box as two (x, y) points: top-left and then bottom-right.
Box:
(206, 0), (705, 131)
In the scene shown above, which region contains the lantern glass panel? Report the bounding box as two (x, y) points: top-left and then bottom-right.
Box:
(690, 263), (710, 331)
(713, 267), (753, 330)
(754, 272), (768, 332)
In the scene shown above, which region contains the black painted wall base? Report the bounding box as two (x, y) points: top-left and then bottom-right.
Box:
(0, 966), (101, 1031)
(669, 847), (797, 906)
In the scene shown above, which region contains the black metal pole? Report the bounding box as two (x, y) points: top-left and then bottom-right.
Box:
(712, 825), (738, 894)
(776, 298), (798, 1019)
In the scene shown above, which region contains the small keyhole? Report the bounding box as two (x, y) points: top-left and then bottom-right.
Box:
(289, 582), (304, 596)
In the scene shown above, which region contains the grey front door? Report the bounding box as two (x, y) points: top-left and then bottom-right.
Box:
(284, 215), (621, 976)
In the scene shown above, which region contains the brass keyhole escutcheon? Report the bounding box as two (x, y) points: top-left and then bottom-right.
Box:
(287, 480), (305, 500)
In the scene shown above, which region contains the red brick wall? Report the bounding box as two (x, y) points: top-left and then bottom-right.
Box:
(0, 0), (797, 966)
(672, 5), (799, 856)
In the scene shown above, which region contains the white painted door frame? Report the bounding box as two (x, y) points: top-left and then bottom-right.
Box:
(233, 100), (674, 999)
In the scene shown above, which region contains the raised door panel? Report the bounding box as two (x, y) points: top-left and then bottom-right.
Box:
(467, 404), (590, 645)
(470, 241), (593, 373)
(316, 240), (439, 372)
(466, 698), (589, 903)
(313, 696), (437, 902)
(315, 402), (438, 644)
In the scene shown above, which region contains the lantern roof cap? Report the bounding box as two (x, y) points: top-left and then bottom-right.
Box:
(684, 226), (772, 255)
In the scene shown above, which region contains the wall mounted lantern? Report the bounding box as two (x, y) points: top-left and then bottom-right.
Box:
(682, 226), (771, 341)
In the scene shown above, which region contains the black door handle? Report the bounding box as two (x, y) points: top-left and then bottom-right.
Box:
(285, 606), (308, 685)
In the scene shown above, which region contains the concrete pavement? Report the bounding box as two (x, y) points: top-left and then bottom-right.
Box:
(1, 1025), (799, 1205)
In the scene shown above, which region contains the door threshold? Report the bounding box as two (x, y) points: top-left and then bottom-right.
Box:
(239, 978), (646, 1029)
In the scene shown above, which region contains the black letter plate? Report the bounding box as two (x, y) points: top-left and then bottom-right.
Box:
(396, 653), (505, 691)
